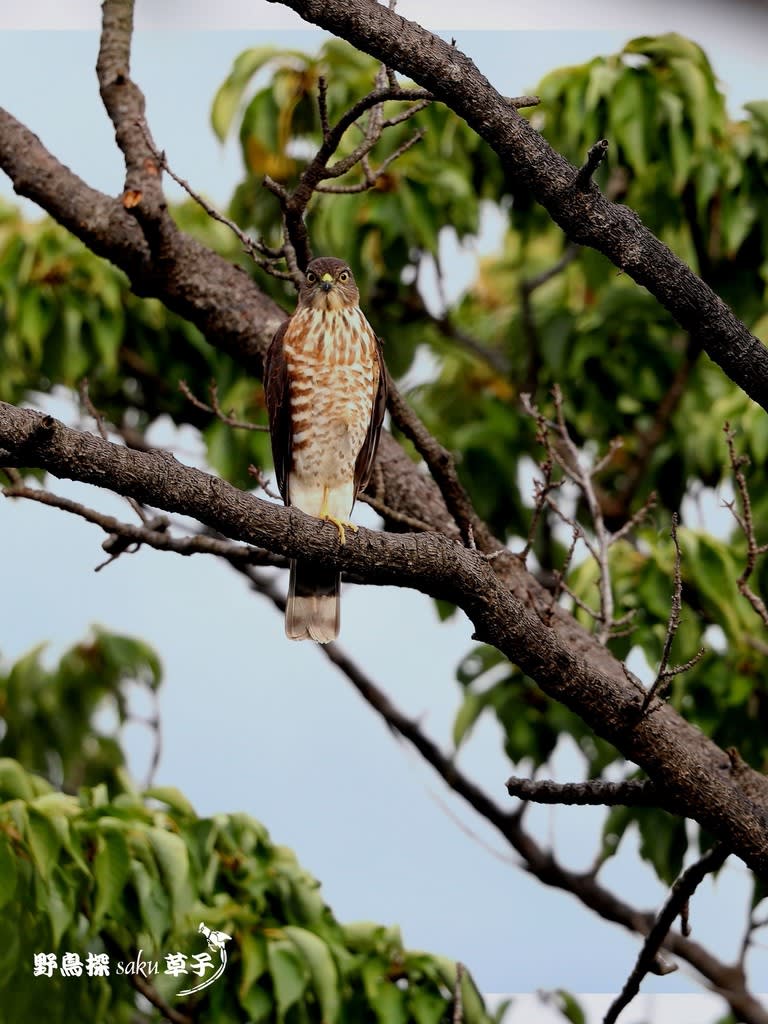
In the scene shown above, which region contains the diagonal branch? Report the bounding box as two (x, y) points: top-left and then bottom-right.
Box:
(724, 423), (768, 628)
(264, 81), (431, 268)
(603, 843), (732, 1024)
(0, 106), (283, 378)
(231, 563), (766, 1021)
(3, 400), (768, 885)
(266, 0), (768, 416)
(386, 378), (488, 550)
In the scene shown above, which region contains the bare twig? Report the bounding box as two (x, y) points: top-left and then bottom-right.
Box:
(506, 777), (661, 807)
(246, 464), (283, 501)
(574, 138), (609, 189)
(103, 936), (193, 1024)
(358, 491), (433, 532)
(603, 843), (730, 1024)
(1, 482), (286, 569)
(135, 118), (295, 281)
(642, 515), (705, 713)
(724, 423), (768, 627)
(79, 378), (150, 525)
(654, 513), (683, 680)
(386, 377), (484, 549)
(522, 388), (654, 644)
(315, 126), (425, 192)
(178, 379), (269, 432)
(271, 80), (432, 267)
(509, 95), (540, 108)
(453, 962), (465, 1024)
(317, 75), (330, 139)
(543, 525), (580, 626)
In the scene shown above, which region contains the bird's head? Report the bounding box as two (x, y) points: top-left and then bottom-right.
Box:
(299, 257), (359, 311)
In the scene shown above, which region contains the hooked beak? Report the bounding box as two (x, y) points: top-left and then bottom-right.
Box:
(320, 281), (332, 293)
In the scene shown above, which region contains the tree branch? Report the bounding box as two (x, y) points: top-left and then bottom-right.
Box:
(233, 563), (766, 1020)
(265, 0), (768, 415)
(724, 423), (768, 628)
(3, 401), (768, 886)
(603, 844), (732, 1024)
(96, 0), (173, 254)
(505, 777), (662, 807)
(0, 106), (282, 377)
(1, 481), (286, 570)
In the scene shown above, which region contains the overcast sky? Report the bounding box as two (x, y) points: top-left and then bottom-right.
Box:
(1, 4), (767, 1022)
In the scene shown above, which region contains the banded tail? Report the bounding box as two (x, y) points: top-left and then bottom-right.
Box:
(286, 559), (340, 643)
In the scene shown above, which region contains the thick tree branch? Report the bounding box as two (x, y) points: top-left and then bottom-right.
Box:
(266, 0), (768, 415)
(3, 402), (768, 886)
(0, 69), (725, 748)
(229, 564), (761, 1016)
(0, 107), (281, 377)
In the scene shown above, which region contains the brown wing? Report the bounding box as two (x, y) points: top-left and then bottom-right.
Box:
(263, 318), (292, 504)
(354, 335), (389, 497)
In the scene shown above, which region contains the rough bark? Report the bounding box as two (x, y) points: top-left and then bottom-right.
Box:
(2, 401), (768, 882)
(266, 0), (768, 413)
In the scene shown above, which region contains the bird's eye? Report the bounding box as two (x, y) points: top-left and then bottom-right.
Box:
(306, 271), (317, 284)
(338, 270), (350, 283)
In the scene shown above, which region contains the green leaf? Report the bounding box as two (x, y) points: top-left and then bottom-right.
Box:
(0, 836), (18, 910)
(284, 925), (340, 1023)
(551, 989), (586, 1024)
(637, 807), (688, 885)
(433, 599), (457, 622)
(625, 33), (709, 68)
(267, 938), (307, 1021)
(147, 827), (193, 928)
(409, 987), (448, 1024)
(584, 61), (621, 111)
(609, 70), (650, 173)
(211, 46), (290, 141)
(239, 984), (273, 1022)
(144, 787), (196, 818)
(26, 807), (62, 883)
(456, 645), (504, 687)
(130, 859), (170, 949)
(0, 758), (36, 801)
(48, 866), (76, 947)
(238, 930), (267, 1000)
(452, 691), (487, 749)
(92, 827), (131, 929)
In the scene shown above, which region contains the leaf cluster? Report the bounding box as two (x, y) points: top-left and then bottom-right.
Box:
(0, 640), (498, 1024)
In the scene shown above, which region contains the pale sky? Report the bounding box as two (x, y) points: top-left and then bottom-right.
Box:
(1, 4), (767, 1022)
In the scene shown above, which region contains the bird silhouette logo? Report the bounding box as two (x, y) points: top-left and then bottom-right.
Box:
(177, 922), (233, 997)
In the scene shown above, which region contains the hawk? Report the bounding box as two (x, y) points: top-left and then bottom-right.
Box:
(264, 257), (387, 643)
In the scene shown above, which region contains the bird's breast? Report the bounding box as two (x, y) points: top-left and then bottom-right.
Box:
(283, 307), (377, 367)
(282, 306), (379, 481)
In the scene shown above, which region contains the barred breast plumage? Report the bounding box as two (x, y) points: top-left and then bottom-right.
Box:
(283, 306), (379, 509)
(263, 257), (388, 644)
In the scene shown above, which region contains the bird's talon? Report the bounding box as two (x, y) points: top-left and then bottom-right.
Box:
(323, 515), (357, 545)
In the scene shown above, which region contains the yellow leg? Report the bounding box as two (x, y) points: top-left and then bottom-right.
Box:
(319, 486), (358, 545)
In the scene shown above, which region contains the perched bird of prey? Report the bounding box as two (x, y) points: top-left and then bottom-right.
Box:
(264, 257), (388, 643)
